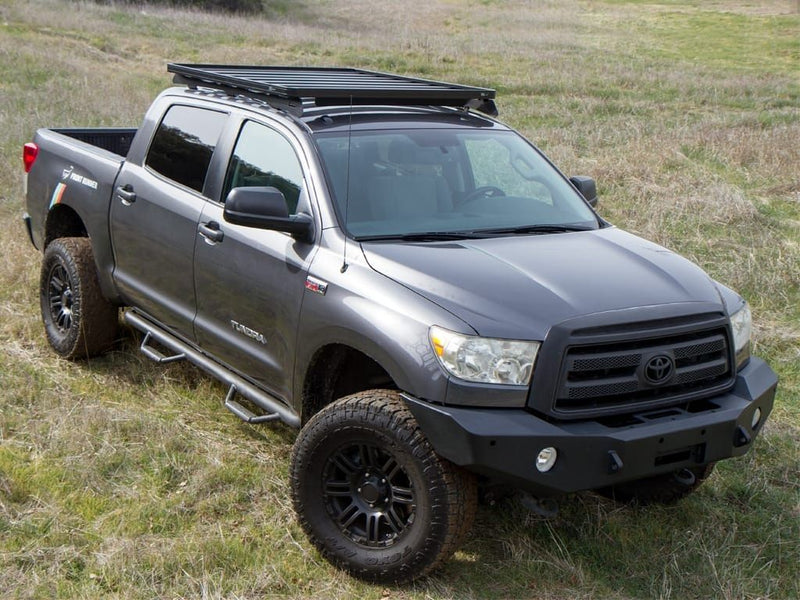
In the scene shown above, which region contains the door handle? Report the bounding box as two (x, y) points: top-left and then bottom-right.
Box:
(199, 221), (224, 243)
(116, 185), (137, 205)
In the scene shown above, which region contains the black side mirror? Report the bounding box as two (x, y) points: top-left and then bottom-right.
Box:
(224, 186), (313, 242)
(569, 176), (598, 208)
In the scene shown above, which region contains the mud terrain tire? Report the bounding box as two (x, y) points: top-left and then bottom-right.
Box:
(290, 389), (477, 583)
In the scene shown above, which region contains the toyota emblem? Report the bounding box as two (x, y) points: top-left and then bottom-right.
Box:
(644, 354), (675, 385)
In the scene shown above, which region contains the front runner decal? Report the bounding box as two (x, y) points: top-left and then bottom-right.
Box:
(60, 165), (98, 190)
(49, 167), (99, 210)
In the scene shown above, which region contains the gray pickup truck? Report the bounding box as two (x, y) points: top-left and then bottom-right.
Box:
(22, 64), (777, 583)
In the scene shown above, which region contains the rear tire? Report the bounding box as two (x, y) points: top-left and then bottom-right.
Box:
(596, 464), (715, 505)
(40, 237), (118, 359)
(290, 389), (477, 583)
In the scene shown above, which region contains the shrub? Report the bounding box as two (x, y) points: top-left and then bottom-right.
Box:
(86, 0), (266, 14)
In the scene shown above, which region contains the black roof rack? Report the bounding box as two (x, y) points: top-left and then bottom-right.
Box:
(168, 63), (498, 117)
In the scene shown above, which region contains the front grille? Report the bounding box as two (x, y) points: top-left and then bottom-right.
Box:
(554, 326), (732, 413)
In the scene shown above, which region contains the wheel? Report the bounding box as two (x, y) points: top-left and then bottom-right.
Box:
(290, 389), (477, 583)
(40, 237), (118, 359)
(596, 464), (715, 505)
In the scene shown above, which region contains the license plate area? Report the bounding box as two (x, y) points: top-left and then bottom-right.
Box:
(654, 442), (706, 467)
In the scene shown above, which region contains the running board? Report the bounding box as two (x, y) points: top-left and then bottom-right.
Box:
(124, 310), (301, 428)
(140, 332), (186, 363)
(224, 385), (281, 425)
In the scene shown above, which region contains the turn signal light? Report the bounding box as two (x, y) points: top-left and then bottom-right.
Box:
(23, 143), (39, 173)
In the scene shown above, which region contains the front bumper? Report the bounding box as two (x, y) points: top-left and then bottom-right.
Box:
(404, 357), (777, 497)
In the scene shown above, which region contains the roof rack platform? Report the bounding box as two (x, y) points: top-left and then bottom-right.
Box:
(168, 63), (498, 117)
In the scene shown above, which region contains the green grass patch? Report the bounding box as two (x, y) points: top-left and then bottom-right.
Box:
(603, 5), (800, 75)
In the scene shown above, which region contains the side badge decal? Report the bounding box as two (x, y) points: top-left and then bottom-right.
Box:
(230, 320), (267, 345)
(305, 276), (328, 296)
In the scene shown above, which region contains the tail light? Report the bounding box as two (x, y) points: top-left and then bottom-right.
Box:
(23, 143), (39, 173)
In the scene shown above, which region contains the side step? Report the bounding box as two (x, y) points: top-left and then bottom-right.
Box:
(224, 385), (281, 425)
(124, 310), (301, 428)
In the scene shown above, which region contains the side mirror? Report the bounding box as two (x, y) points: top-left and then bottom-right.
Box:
(569, 176), (598, 208)
(223, 186), (313, 242)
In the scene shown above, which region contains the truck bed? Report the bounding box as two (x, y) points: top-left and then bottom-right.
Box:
(24, 127), (137, 302)
(52, 128), (137, 158)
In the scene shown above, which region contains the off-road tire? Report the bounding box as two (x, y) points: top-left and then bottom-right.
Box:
(40, 237), (118, 359)
(290, 389), (477, 583)
(596, 463), (715, 505)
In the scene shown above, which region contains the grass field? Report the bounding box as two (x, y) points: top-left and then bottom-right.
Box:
(0, 1), (798, 598)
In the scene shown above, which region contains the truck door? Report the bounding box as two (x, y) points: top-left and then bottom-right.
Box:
(110, 104), (227, 335)
(193, 119), (315, 400)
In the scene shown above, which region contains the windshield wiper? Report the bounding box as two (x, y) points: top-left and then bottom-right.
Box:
(356, 231), (488, 242)
(475, 224), (596, 236)
(356, 224), (595, 242)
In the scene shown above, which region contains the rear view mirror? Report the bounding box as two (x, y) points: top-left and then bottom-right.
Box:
(569, 176), (598, 208)
(224, 186), (313, 242)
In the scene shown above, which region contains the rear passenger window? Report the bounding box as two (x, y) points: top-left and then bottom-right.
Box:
(145, 105), (227, 193)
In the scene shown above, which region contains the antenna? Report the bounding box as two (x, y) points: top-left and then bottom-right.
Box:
(341, 95), (353, 273)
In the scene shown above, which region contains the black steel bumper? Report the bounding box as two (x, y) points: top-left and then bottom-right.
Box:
(404, 357), (777, 497)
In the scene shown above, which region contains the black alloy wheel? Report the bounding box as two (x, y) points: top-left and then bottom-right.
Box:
(46, 261), (75, 334)
(39, 237), (118, 359)
(322, 441), (416, 548)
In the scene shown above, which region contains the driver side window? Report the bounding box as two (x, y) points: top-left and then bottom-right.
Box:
(223, 121), (305, 213)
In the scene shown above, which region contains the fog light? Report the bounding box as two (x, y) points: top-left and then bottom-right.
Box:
(536, 447), (557, 473)
(751, 408), (762, 430)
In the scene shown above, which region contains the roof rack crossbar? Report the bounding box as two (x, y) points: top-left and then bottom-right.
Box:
(168, 64), (498, 117)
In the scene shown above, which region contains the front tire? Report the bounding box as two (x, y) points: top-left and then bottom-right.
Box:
(40, 237), (118, 359)
(290, 390), (477, 583)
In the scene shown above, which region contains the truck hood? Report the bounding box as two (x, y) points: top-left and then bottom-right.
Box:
(361, 227), (723, 339)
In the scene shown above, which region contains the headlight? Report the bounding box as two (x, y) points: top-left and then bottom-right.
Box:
(730, 302), (751, 369)
(429, 326), (539, 386)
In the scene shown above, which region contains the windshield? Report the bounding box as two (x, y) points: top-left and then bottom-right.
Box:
(315, 128), (598, 240)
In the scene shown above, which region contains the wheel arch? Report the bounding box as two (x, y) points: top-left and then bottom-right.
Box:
(42, 200), (121, 304)
(300, 342), (398, 424)
(44, 204), (87, 248)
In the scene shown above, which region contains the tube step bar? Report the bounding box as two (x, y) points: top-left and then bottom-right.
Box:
(224, 385), (281, 425)
(124, 310), (300, 428)
(140, 332), (186, 363)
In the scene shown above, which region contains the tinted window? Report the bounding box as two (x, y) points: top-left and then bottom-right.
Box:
(315, 129), (597, 239)
(146, 105), (227, 193)
(223, 121), (304, 213)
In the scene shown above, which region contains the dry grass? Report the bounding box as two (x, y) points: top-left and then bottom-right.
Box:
(0, 0), (798, 598)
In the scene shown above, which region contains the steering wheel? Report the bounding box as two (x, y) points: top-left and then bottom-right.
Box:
(459, 186), (506, 205)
